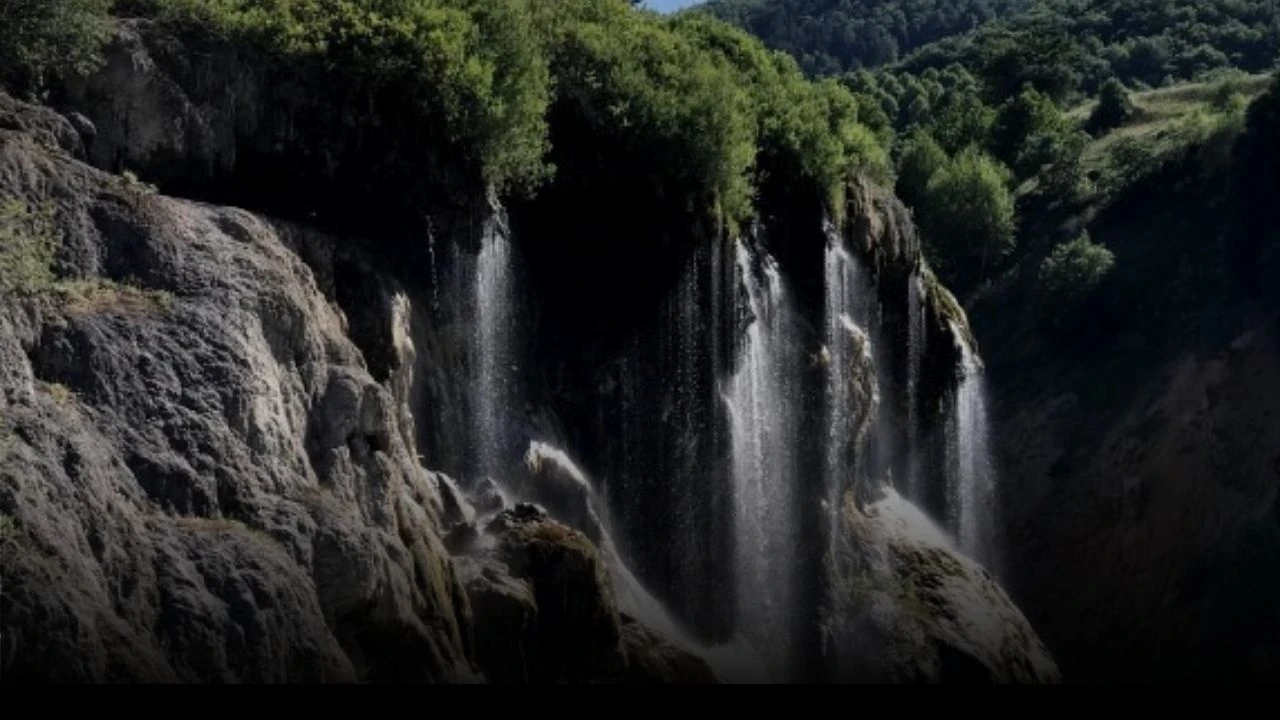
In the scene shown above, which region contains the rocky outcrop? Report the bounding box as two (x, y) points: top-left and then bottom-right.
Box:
(0, 91), (708, 684)
(845, 172), (921, 279)
(0, 93), (89, 161)
(57, 18), (483, 243)
(823, 487), (1060, 684)
(451, 503), (716, 684)
(814, 309), (1055, 684)
(0, 103), (474, 682)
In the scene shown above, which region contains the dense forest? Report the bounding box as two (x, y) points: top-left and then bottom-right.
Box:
(702, 0), (1280, 93)
(11, 0), (1274, 309)
(700, 0), (1032, 75)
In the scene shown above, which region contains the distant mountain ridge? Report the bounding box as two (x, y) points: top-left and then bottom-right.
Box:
(699, 0), (1033, 75)
(701, 0), (1280, 91)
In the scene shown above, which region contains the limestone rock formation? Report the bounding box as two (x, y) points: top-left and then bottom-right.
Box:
(0, 12), (1053, 681)
(0, 99), (476, 682)
(451, 503), (717, 684)
(0, 91), (709, 684)
(823, 487), (1060, 684)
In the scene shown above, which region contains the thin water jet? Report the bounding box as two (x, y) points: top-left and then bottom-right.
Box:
(471, 213), (518, 482)
(904, 272), (928, 503)
(725, 236), (801, 681)
(945, 322), (1000, 573)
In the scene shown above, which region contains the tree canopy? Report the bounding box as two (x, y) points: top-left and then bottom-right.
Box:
(3, 0), (891, 234)
(0, 0), (112, 96)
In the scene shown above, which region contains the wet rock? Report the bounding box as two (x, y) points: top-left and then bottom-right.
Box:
(619, 615), (719, 684)
(846, 172), (922, 277)
(433, 471), (476, 527)
(513, 441), (610, 548)
(458, 506), (715, 684)
(489, 507), (626, 682)
(0, 101), (472, 682)
(455, 556), (537, 684)
(824, 487), (1060, 684)
(471, 476), (510, 516)
(444, 523), (481, 557)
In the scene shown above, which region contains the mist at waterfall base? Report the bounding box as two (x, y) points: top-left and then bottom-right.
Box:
(417, 208), (1003, 682)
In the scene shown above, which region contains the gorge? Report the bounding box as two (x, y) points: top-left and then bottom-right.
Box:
(0, 0), (1178, 685)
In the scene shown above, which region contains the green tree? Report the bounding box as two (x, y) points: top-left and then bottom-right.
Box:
(0, 0), (111, 97)
(990, 84), (1066, 177)
(1087, 78), (1136, 136)
(978, 23), (1082, 104)
(1034, 129), (1090, 204)
(926, 89), (995, 155)
(918, 147), (1016, 290)
(1039, 231), (1116, 310)
(895, 130), (947, 209)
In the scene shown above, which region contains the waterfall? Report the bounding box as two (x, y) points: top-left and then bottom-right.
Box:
(673, 258), (702, 553)
(426, 218), (441, 313)
(724, 236), (800, 681)
(822, 227), (872, 531)
(904, 273), (927, 503)
(471, 212), (517, 481)
(945, 323), (999, 572)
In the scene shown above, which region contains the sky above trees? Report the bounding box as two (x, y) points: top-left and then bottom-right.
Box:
(644, 0), (703, 13)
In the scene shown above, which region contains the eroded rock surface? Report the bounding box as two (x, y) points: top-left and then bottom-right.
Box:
(0, 92), (706, 684)
(824, 488), (1060, 684)
(452, 504), (716, 684)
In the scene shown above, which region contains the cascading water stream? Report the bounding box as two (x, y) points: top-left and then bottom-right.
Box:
(724, 237), (800, 681)
(945, 322), (1000, 573)
(426, 218), (441, 313)
(471, 212), (517, 481)
(822, 227), (874, 537)
(904, 273), (927, 503)
(459, 202), (1008, 682)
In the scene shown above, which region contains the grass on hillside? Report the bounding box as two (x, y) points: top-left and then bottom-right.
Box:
(1068, 73), (1272, 175)
(975, 73), (1277, 430)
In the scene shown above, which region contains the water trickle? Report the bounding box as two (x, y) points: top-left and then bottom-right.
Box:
(426, 218), (441, 313)
(945, 322), (999, 572)
(471, 212), (517, 481)
(904, 272), (928, 502)
(822, 228), (871, 533)
(725, 236), (801, 680)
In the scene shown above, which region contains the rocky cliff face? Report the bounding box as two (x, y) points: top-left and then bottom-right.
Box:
(0, 92), (709, 683)
(993, 314), (1280, 682)
(825, 487), (1059, 683)
(1, 18), (1057, 684)
(0, 100), (468, 681)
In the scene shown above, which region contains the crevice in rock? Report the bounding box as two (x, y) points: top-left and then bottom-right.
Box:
(330, 254), (395, 384)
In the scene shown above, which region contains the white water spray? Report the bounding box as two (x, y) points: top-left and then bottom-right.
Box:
(725, 237), (800, 681)
(472, 214), (516, 480)
(823, 228), (874, 535)
(904, 272), (927, 502)
(426, 219), (441, 312)
(945, 322), (999, 572)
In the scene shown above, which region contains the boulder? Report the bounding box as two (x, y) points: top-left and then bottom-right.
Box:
(823, 487), (1060, 684)
(452, 504), (717, 684)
